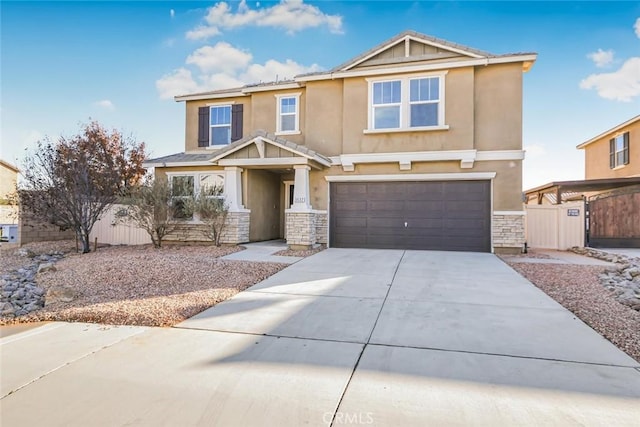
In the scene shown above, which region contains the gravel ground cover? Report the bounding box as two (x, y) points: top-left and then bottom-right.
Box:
(1, 242), (287, 327)
(274, 246), (325, 257)
(506, 260), (640, 363)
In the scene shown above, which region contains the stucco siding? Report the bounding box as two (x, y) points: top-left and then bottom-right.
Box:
(246, 169), (280, 241)
(185, 96), (252, 152)
(0, 165), (17, 199)
(584, 120), (639, 179)
(474, 63), (523, 151)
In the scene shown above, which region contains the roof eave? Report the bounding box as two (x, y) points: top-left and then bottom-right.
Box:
(576, 114), (640, 149)
(296, 54), (538, 82)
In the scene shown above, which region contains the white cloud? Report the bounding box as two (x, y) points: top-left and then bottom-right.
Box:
(241, 58), (320, 83)
(156, 68), (202, 99)
(94, 99), (115, 110)
(186, 0), (343, 40)
(186, 25), (221, 40)
(635, 17), (640, 38)
(170, 9), (175, 19)
(587, 49), (614, 68)
(580, 57), (640, 102)
(186, 43), (252, 73)
(155, 42), (321, 99)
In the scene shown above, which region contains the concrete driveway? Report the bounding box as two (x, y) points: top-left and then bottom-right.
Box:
(2, 249), (640, 426)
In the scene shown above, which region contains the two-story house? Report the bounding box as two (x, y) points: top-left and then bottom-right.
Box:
(145, 30), (536, 253)
(0, 159), (18, 200)
(577, 114), (638, 179)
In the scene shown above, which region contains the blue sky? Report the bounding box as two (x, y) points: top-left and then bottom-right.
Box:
(1, 1), (639, 189)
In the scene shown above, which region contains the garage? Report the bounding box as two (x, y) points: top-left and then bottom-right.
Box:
(329, 181), (491, 252)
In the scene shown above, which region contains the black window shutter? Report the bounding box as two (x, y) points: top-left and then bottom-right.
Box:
(623, 132), (630, 165)
(231, 104), (244, 142)
(609, 138), (615, 169)
(198, 107), (209, 147)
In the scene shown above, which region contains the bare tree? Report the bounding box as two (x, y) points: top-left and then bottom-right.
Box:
(19, 121), (146, 253)
(188, 184), (229, 246)
(116, 177), (191, 248)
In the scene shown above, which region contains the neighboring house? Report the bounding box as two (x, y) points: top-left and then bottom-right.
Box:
(145, 30), (537, 253)
(577, 114), (639, 179)
(524, 116), (640, 248)
(0, 159), (18, 200)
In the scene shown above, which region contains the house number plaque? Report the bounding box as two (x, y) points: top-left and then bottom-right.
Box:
(567, 209), (580, 216)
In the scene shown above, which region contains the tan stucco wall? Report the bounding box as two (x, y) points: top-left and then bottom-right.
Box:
(474, 63), (523, 151)
(308, 159), (522, 212)
(338, 68), (475, 155)
(583, 120), (640, 179)
(246, 169), (280, 241)
(0, 165), (18, 199)
(250, 89), (305, 145)
(304, 80), (344, 156)
(184, 96), (252, 152)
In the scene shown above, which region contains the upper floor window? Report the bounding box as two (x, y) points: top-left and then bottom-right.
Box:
(210, 105), (231, 146)
(275, 93), (301, 135)
(198, 104), (243, 148)
(609, 132), (630, 169)
(367, 73), (447, 133)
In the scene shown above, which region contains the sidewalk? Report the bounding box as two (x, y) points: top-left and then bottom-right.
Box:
(221, 240), (303, 264)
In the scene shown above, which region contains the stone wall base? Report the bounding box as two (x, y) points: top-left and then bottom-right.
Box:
(286, 211), (317, 248)
(165, 211), (251, 244)
(492, 213), (525, 253)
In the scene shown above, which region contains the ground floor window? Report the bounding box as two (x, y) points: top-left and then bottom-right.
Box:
(169, 172), (225, 220)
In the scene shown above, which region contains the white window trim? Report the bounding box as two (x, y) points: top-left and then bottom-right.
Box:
(613, 134), (627, 168)
(275, 93), (301, 135)
(366, 71), (448, 133)
(166, 172), (226, 223)
(209, 104), (232, 149)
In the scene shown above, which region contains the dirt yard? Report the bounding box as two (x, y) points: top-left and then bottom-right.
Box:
(504, 254), (640, 363)
(1, 241), (287, 327)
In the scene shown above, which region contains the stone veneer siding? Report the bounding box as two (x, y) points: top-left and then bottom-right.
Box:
(286, 211), (317, 247)
(165, 211), (250, 244)
(219, 211), (250, 244)
(492, 214), (525, 252)
(314, 211), (327, 245)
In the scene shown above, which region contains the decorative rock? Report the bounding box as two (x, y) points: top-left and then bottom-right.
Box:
(17, 248), (36, 258)
(570, 247), (640, 312)
(37, 262), (57, 274)
(45, 286), (80, 305)
(1, 248), (66, 318)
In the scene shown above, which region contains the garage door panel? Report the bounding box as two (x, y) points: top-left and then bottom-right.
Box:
(330, 181), (490, 252)
(334, 217), (368, 228)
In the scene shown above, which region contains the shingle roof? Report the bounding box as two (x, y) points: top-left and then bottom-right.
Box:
(144, 152), (216, 166)
(211, 130), (332, 166)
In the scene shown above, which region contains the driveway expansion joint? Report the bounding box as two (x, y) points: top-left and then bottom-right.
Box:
(366, 342), (640, 369)
(328, 250), (406, 427)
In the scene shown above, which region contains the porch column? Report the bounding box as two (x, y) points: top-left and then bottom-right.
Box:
(223, 166), (245, 212)
(290, 165), (312, 211)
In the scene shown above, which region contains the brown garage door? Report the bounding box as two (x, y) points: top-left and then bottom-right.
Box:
(330, 181), (491, 252)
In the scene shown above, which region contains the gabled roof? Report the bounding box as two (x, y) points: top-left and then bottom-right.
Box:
(175, 30), (537, 102)
(333, 30), (492, 72)
(210, 130), (331, 167)
(0, 159), (19, 173)
(577, 114), (640, 149)
(143, 152), (217, 167)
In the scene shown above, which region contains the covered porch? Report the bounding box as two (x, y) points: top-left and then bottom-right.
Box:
(210, 131), (331, 249)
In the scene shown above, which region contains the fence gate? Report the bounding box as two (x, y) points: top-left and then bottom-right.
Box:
(525, 201), (585, 250)
(588, 190), (640, 248)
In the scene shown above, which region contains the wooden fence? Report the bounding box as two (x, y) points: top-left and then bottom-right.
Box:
(90, 205), (151, 245)
(525, 201), (585, 249)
